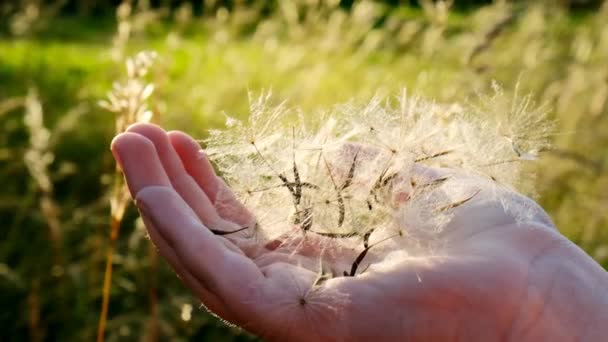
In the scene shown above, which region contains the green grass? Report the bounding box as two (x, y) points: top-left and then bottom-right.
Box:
(2, 1), (608, 340)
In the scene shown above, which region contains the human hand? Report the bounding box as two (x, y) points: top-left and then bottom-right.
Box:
(111, 123), (608, 341)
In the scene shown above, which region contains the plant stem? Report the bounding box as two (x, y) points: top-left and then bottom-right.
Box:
(146, 244), (159, 342)
(96, 215), (121, 342)
(97, 165), (126, 342)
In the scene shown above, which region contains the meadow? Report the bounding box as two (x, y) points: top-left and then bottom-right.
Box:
(1, 0), (607, 340)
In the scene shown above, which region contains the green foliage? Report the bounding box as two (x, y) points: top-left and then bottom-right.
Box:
(1, 0), (608, 340)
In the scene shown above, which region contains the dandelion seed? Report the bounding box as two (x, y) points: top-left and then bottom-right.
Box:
(312, 260), (333, 287)
(415, 149), (454, 163)
(435, 189), (481, 213)
(209, 225), (250, 236)
(205, 88), (552, 271)
(345, 234), (398, 277)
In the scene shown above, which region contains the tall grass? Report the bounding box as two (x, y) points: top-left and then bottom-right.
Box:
(97, 49), (157, 342)
(1, 0), (607, 340)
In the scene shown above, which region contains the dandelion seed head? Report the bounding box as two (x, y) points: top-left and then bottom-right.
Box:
(206, 87), (552, 257)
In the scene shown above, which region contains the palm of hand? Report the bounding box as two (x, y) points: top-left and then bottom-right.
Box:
(112, 123), (589, 341)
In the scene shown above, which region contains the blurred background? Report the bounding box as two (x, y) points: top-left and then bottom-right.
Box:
(1, 0), (607, 340)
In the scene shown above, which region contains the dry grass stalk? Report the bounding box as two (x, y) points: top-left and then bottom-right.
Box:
(0, 97), (24, 116)
(22, 89), (64, 342)
(23, 88), (64, 265)
(97, 50), (157, 342)
(27, 278), (43, 342)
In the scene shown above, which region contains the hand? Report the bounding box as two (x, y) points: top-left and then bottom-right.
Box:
(111, 123), (608, 341)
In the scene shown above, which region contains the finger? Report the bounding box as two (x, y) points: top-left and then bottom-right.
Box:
(136, 186), (265, 311)
(126, 123), (238, 231)
(111, 133), (242, 318)
(110, 132), (172, 196)
(167, 131), (221, 200)
(140, 212), (237, 322)
(168, 131), (253, 226)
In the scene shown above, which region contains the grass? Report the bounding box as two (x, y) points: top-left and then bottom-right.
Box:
(1, 1), (608, 340)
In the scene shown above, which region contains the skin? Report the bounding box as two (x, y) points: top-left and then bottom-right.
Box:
(111, 123), (608, 341)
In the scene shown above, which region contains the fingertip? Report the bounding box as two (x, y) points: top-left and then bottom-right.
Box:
(126, 122), (163, 133)
(167, 130), (201, 154)
(110, 132), (172, 196)
(168, 130), (211, 159)
(167, 130), (200, 161)
(168, 130), (219, 195)
(127, 122), (168, 141)
(111, 130), (155, 149)
(128, 124), (192, 176)
(111, 131), (156, 166)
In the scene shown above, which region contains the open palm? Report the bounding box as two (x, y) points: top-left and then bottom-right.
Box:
(111, 123), (607, 341)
